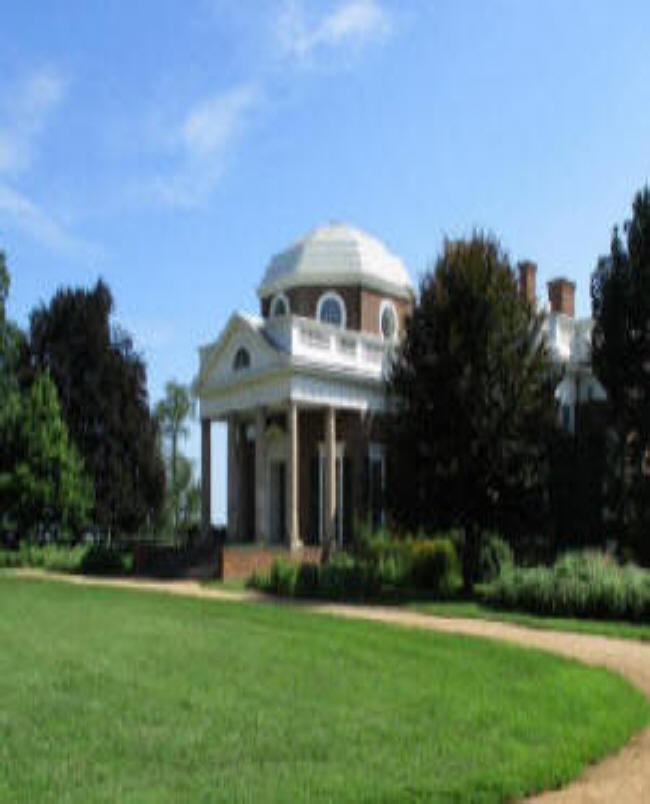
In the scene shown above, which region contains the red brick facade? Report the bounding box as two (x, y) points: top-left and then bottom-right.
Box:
(260, 284), (411, 337)
(218, 544), (321, 580)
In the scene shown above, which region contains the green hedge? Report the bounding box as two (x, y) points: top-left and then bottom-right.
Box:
(482, 551), (650, 622)
(0, 543), (131, 576)
(249, 534), (462, 601)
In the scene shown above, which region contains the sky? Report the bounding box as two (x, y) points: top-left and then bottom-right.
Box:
(2, 0), (650, 524)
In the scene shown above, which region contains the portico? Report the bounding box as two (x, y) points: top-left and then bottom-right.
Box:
(194, 223), (415, 550)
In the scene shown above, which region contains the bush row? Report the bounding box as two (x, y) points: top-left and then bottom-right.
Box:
(482, 550), (650, 622)
(0, 543), (132, 576)
(249, 535), (463, 600)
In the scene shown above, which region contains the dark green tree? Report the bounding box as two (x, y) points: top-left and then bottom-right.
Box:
(591, 187), (650, 561)
(0, 371), (93, 539)
(29, 280), (165, 538)
(389, 234), (557, 591)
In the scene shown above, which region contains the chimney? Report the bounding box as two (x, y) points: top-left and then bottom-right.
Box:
(547, 278), (575, 317)
(517, 260), (537, 305)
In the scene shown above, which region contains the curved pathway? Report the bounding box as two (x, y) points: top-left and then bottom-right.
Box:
(11, 570), (650, 801)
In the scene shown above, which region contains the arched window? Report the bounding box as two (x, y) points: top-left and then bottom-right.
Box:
(317, 291), (346, 328)
(379, 300), (398, 340)
(270, 293), (290, 318)
(233, 347), (251, 371)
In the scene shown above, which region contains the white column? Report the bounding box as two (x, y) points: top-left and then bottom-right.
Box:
(286, 401), (300, 549)
(324, 406), (336, 559)
(201, 418), (211, 538)
(255, 408), (267, 542)
(227, 416), (238, 542)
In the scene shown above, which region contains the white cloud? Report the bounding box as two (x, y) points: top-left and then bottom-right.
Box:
(0, 69), (66, 175)
(0, 182), (99, 259)
(278, 0), (391, 61)
(138, 84), (259, 208)
(0, 69), (97, 257)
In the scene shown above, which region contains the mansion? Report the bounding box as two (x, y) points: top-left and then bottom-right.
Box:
(194, 223), (605, 549)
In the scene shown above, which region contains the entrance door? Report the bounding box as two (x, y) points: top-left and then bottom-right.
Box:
(269, 460), (286, 543)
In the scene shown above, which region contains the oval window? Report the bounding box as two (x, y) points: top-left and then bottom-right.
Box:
(379, 301), (398, 340)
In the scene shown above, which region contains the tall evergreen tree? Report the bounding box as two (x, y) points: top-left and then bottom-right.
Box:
(591, 187), (650, 560)
(0, 371), (93, 539)
(29, 280), (165, 538)
(389, 234), (557, 590)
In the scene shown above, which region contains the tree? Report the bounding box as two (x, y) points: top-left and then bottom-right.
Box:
(0, 371), (93, 539)
(389, 234), (557, 591)
(154, 381), (194, 530)
(591, 187), (650, 560)
(28, 280), (165, 538)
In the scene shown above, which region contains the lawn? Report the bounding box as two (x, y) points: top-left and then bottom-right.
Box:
(0, 577), (647, 802)
(410, 600), (650, 642)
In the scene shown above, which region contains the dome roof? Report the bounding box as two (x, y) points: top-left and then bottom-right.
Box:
(258, 222), (414, 300)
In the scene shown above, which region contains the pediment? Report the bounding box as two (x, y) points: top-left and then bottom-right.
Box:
(195, 313), (283, 393)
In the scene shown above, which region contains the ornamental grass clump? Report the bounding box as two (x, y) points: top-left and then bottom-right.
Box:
(483, 550), (650, 622)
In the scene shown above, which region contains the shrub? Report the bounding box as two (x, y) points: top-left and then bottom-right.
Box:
(80, 545), (129, 576)
(482, 550), (650, 622)
(478, 533), (514, 583)
(409, 538), (459, 596)
(0, 543), (87, 572)
(294, 562), (320, 597)
(268, 558), (298, 596)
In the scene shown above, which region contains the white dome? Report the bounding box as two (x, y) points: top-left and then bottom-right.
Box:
(258, 222), (414, 300)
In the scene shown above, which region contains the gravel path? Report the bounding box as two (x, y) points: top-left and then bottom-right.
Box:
(11, 569), (650, 802)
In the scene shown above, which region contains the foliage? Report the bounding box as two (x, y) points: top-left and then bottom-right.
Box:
(483, 550), (650, 622)
(591, 187), (650, 562)
(389, 233), (557, 591)
(409, 538), (459, 595)
(253, 532), (461, 600)
(0, 542), (131, 575)
(154, 382), (196, 533)
(0, 543), (87, 572)
(478, 532), (514, 583)
(1, 578), (648, 801)
(28, 280), (165, 537)
(0, 372), (93, 539)
(79, 544), (131, 576)
(252, 554), (382, 601)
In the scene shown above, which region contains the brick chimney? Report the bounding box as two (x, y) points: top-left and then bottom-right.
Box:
(517, 260), (537, 305)
(547, 278), (575, 317)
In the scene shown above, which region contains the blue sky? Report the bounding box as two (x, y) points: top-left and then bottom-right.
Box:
(2, 0), (650, 523)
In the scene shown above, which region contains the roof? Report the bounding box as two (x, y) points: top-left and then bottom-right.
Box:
(257, 222), (415, 301)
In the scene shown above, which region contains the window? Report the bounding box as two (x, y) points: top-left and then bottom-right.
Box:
(270, 293), (290, 317)
(317, 291), (346, 328)
(233, 347), (250, 371)
(379, 300), (398, 340)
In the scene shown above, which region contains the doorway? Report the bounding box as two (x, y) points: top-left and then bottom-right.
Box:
(269, 459), (286, 543)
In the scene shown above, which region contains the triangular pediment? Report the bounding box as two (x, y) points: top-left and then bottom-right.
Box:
(195, 312), (284, 393)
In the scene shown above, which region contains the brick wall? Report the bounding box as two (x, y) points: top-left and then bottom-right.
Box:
(260, 285), (412, 336)
(219, 544), (322, 580)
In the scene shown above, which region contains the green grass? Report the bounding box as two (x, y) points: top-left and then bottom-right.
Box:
(409, 599), (650, 642)
(0, 577), (647, 802)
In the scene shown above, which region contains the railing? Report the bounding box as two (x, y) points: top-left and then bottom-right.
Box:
(265, 314), (390, 376)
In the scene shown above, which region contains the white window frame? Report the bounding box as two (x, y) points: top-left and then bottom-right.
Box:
(316, 291), (347, 329)
(378, 299), (398, 341)
(270, 292), (290, 318)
